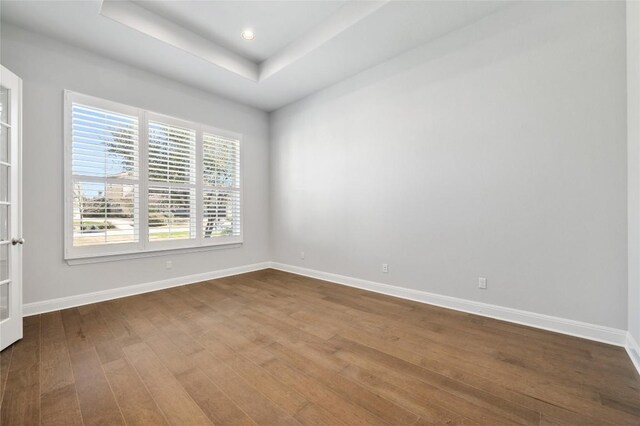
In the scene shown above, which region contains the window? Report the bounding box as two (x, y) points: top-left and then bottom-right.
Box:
(70, 103), (140, 248)
(64, 91), (242, 259)
(202, 132), (241, 239)
(147, 117), (197, 243)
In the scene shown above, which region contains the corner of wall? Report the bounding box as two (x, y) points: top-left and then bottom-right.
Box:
(627, 0), (640, 347)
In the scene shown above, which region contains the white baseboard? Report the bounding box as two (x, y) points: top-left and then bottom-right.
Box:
(22, 260), (630, 351)
(270, 262), (628, 347)
(626, 332), (640, 376)
(22, 262), (271, 316)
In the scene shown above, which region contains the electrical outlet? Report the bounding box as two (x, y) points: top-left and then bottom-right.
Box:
(300, 251), (305, 260)
(478, 277), (487, 289)
(382, 263), (389, 273)
(166, 260), (173, 270)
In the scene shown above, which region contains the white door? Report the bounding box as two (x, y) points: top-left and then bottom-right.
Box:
(0, 65), (23, 351)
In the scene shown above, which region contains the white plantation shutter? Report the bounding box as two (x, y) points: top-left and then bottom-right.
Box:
(203, 132), (241, 239)
(70, 103), (139, 247)
(65, 91), (242, 260)
(148, 121), (196, 184)
(72, 105), (138, 178)
(148, 119), (196, 242)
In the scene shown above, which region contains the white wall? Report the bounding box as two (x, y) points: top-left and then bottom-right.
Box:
(0, 2), (631, 333)
(270, 2), (628, 329)
(0, 24), (271, 305)
(628, 0), (640, 343)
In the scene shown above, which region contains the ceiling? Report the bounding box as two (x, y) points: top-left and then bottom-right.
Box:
(0, 1), (511, 111)
(133, 1), (347, 63)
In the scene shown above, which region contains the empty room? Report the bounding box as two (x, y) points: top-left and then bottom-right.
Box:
(1, 0), (640, 424)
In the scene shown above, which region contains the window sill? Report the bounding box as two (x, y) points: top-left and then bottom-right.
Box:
(65, 241), (243, 265)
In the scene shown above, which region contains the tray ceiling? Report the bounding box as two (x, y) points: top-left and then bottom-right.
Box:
(1, 1), (510, 111)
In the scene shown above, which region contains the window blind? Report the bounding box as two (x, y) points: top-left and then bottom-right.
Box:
(203, 133), (240, 238)
(71, 103), (139, 247)
(65, 91), (243, 260)
(148, 120), (196, 241)
(148, 121), (196, 184)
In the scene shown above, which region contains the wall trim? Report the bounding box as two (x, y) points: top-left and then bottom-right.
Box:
(626, 332), (640, 376)
(22, 262), (271, 316)
(22, 260), (631, 352)
(269, 262), (628, 347)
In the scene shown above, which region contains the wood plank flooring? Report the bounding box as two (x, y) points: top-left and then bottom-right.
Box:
(1, 269), (639, 425)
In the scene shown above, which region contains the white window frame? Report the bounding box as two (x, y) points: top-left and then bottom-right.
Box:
(64, 90), (243, 261)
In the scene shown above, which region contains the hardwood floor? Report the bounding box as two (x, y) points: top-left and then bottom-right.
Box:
(1, 269), (639, 425)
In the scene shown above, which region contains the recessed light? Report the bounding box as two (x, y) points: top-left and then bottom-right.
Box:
(241, 30), (255, 41)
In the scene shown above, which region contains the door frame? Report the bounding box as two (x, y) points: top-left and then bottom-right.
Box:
(0, 65), (23, 351)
